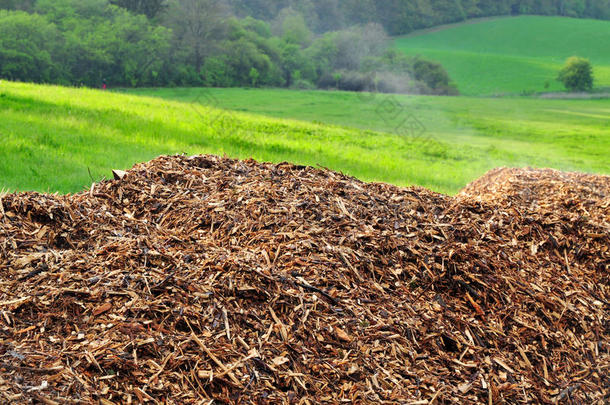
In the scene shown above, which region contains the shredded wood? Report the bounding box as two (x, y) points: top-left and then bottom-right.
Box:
(0, 155), (608, 404)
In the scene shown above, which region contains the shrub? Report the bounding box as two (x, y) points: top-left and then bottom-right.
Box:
(291, 79), (315, 90)
(249, 67), (260, 87)
(557, 57), (594, 92)
(339, 71), (373, 92)
(412, 58), (458, 95)
(202, 57), (232, 87)
(316, 72), (336, 89)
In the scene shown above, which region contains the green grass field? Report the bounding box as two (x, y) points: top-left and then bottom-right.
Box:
(395, 16), (610, 95)
(1, 81), (608, 195)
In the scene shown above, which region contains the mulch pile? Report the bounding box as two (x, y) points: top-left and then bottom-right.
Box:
(0, 155), (607, 404)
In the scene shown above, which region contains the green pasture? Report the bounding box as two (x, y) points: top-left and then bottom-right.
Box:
(1, 82), (607, 195)
(394, 16), (610, 95)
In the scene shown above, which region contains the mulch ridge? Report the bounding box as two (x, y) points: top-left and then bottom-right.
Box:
(0, 155), (608, 404)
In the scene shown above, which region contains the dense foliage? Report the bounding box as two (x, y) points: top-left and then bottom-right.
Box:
(0, 0), (173, 86)
(0, 0), (460, 93)
(557, 56), (594, 91)
(1, 0), (607, 93)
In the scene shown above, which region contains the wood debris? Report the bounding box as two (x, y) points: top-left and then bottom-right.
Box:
(0, 155), (608, 404)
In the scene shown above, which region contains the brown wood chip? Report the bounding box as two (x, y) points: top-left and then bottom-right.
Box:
(0, 155), (607, 404)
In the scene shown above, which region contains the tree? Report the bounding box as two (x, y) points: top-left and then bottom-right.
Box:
(165, 0), (229, 72)
(279, 42), (305, 86)
(107, 9), (172, 86)
(331, 23), (387, 71)
(0, 2), (172, 87)
(109, 0), (167, 19)
(557, 56), (594, 91)
(249, 67), (260, 86)
(333, 72), (342, 88)
(0, 0), (35, 11)
(279, 11), (312, 46)
(0, 10), (63, 83)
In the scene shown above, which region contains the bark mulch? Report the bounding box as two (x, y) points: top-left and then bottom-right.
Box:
(0, 155), (607, 404)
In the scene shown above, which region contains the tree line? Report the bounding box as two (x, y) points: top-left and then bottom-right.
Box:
(1, 0), (606, 93)
(228, 0), (610, 35)
(0, 0), (460, 94)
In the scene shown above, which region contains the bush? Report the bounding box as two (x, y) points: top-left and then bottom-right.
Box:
(316, 72), (337, 89)
(202, 57), (232, 87)
(339, 71), (373, 92)
(412, 58), (458, 95)
(557, 57), (594, 92)
(291, 79), (315, 90)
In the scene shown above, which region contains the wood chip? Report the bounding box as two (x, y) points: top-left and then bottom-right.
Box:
(0, 156), (607, 403)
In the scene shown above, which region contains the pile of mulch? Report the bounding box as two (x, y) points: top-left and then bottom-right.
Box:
(0, 155), (607, 404)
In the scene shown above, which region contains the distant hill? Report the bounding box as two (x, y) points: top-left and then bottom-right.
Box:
(395, 16), (610, 95)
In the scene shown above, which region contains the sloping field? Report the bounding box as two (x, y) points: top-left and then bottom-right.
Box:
(394, 16), (610, 95)
(0, 155), (608, 403)
(2, 81), (483, 194)
(3, 82), (609, 195)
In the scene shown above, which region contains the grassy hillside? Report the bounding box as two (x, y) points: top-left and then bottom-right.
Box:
(131, 86), (610, 175)
(395, 16), (610, 95)
(1, 82), (608, 194)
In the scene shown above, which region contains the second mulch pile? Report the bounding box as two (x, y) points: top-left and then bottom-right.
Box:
(0, 155), (608, 404)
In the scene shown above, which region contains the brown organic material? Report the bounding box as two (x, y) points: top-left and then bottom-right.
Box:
(0, 156), (608, 404)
